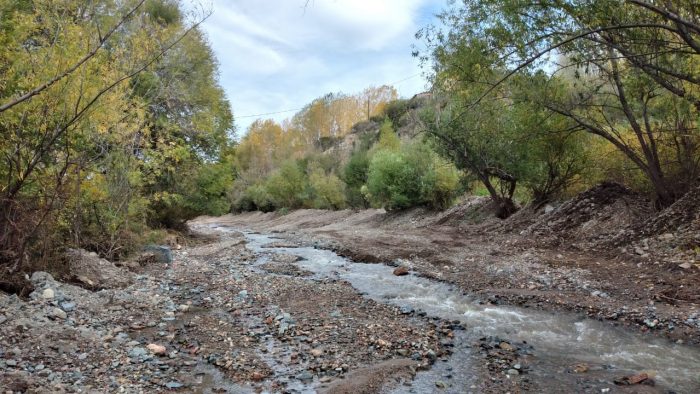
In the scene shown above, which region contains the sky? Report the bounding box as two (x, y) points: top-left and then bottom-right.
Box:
(199, 0), (446, 133)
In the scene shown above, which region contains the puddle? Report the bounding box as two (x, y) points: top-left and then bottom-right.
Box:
(232, 229), (700, 393)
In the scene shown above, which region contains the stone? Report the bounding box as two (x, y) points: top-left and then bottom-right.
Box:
(50, 307), (67, 320)
(435, 381), (447, 389)
(60, 302), (76, 312)
(393, 267), (409, 276)
(42, 288), (55, 299)
(499, 342), (514, 351)
(66, 248), (133, 289)
(679, 263), (692, 269)
(143, 245), (173, 264)
(251, 371), (264, 381)
(310, 348), (323, 357)
(297, 371), (314, 383)
(164, 381), (183, 389)
(147, 344), (167, 356)
(506, 369), (520, 376)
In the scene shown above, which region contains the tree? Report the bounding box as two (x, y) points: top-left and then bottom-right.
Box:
(0, 0), (223, 273)
(418, 0), (700, 207)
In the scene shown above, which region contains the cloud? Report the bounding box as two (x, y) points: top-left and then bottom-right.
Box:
(201, 0), (445, 132)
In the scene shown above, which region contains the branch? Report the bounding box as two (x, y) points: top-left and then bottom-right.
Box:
(0, 0), (147, 114)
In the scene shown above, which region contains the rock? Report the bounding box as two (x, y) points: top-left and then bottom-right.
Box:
(393, 267), (409, 276)
(310, 348), (323, 357)
(573, 363), (589, 373)
(60, 301), (76, 312)
(320, 376), (332, 383)
(435, 381), (447, 389)
(658, 233), (674, 241)
(679, 262), (692, 269)
(399, 305), (415, 315)
(66, 248), (133, 289)
(499, 342), (514, 351)
(297, 371), (314, 383)
(128, 347), (148, 359)
(147, 344), (167, 356)
(144, 245), (173, 264)
(251, 371), (264, 381)
(506, 369), (520, 376)
(644, 319), (658, 328)
(42, 288), (55, 299)
(614, 372), (650, 385)
(164, 381), (183, 389)
(50, 307), (67, 320)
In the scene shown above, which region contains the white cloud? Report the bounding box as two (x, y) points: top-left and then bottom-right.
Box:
(201, 0), (445, 132)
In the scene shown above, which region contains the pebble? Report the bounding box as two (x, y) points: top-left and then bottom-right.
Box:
(42, 288), (55, 299)
(50, 307), (67, 320)
(506, 368), (520, 376)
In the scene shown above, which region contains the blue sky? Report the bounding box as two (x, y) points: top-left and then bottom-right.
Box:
(200, 0), (446, 133)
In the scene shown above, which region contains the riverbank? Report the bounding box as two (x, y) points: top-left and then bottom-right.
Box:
(194, 190), (700, 347)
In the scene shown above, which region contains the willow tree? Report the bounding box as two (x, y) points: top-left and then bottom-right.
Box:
(419, 0), (700, 207)
(0, 0), (220, 273)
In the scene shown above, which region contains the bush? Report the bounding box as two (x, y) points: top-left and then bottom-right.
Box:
(343, 151), (371, 208)
(365, 143), (461, 211)
(309, 166), (347, 209)
(264, 161), (308, 208)
(383, 99), (410, 127)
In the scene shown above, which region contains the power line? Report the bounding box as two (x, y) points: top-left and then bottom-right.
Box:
(235, 72), (424, 120)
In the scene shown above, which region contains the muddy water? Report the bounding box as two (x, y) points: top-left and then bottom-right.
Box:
(238, 230), (700, 393)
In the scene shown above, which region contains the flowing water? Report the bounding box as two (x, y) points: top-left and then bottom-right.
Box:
(206, 225), (700, 393)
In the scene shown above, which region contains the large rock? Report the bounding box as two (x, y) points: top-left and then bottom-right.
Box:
(66, 249), (133, 289)
(142, 245), (173, 264)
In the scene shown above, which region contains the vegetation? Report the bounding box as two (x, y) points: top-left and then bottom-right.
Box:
(0, 0), (234, 274)
(2, 0), (699, 284)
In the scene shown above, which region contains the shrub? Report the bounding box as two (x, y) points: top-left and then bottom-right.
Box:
(343, 151), (371, 208)
(365, 142), (461, 211)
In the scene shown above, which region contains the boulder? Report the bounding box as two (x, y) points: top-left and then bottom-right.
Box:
(66, 249), (133, 290)
(143, 245), (173, 264)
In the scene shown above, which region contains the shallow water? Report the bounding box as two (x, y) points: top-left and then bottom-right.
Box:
(232, 229), (700, 393)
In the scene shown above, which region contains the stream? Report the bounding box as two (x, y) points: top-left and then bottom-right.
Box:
(216, 226), (700, 393)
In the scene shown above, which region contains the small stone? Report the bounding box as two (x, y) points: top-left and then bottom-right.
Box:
(147, 344), (167, 356)
(50, 307), (67, 320)
(393, 267), (409, 276)
(42, 288), (55, 299)
(310, 348), (323, 357)
(251, 371), (264, 381)
(60, 302), (76, 312)
(499, 342), (514, 351)
(297, 371), (314, 383)
(573, 363), (589, 373)
(506, 369), (520, 376)
(679, 263), (692, 269)
(320, 376), (332, 383)
(435, 381), (447, 389)
(164, 381), (183, 389)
